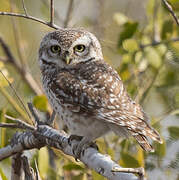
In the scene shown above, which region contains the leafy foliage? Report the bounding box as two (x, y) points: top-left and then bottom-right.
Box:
(33, 95), (48, 112)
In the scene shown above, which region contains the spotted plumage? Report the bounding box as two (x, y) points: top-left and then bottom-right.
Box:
(39, 28), (162, 152)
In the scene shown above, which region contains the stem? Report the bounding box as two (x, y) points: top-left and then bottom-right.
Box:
(50, 0), (54, 26)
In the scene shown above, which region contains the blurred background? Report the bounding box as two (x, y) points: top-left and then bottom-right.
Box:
(0, 0), (179, 179)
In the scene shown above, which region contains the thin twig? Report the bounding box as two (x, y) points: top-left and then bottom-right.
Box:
(0, 37), (15, 63)
(0, 70), (31, 119)
(47, 110), (56, 126)
(140, 37), (179, 49)
(152, 0), (160, 42)
(64, 0), (74, 28)
(41, 0), (63, 23)
(0, 12), (59, 29)
(27, 103), (40, 125)
(22, 0), (28, 16)
(0, 56), (8, 62)
(22, 156), (40, 180)
(112, 167), (145, 180)
(5, 115), (35, 130)
(0, 123), (24, 129)
(162, 0), (179, 26)
(10, 1), (26, 68)
(50, 0), (54, 26)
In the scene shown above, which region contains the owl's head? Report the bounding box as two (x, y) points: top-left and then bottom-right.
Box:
(39, 28), (103, 69)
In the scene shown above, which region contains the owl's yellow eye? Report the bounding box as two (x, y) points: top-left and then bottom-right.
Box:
(74, 44), (86, 52)
(50, 45), (61, 53)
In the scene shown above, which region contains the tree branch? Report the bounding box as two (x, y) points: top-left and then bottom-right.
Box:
(22, 0), (28, 16)
(140, 37), (179, 49)
(41, 0), (63, 23)
(0, 103), (143, 180)
(11, 152), (41, 180)
(0, 12), (60, 29)
(11, 153), (23, 180)
(162, 0), (179, 26)
(0, 125), (140, 180)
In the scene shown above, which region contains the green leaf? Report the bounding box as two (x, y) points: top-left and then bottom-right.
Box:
(63, 163), (84, 171)
(71, 174), (84, 180)
(38, 147), (49, 179)
(91, 170), (104, 180)
(33, 95), (48, 112)
(119, 152), (140, 168)
(120, 69), (130, 82)
(136, 147), (144, 167)
(175, 92), (179, 108)
(154, 139), (166, 159)
(161, 20), (173, 40)
(168, 126), (179, 140)
(145, 47), (162, 69)
(164, 70), (177, 86)
(122, 39), (139, 52)
(122, 54), (131, 64)
(118, 22), (138, 48)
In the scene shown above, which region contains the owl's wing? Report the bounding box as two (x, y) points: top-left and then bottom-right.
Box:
(51, 61), (162, 150)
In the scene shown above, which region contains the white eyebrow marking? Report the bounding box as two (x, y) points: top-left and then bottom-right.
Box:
(71, 36), (90, 47)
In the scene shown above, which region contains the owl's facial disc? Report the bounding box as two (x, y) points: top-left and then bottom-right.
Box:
(39, 29), (103, 69)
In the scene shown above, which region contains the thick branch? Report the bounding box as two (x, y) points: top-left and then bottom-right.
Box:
(11, 153), (23, 180)
(0, 124), (140, 180)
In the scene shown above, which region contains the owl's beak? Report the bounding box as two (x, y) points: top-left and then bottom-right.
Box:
(62, 51), (72, 64)
(65, 55), (71, 64)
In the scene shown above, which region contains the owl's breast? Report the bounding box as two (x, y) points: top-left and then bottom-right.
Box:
(42, 75), (109, 139)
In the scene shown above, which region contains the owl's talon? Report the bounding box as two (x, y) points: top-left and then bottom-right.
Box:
(90, 141), (99, 150)
(68, 135), (83, 146)
(71, 144), (82, 160)
(81, 141), (98, 156)
(72, 140), (98, 160)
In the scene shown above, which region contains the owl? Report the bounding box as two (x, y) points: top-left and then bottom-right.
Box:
(38, 28), (162, 157)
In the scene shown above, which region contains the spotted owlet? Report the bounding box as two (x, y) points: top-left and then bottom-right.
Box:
(38, 28), (162, 155)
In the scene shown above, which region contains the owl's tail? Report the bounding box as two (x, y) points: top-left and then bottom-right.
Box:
(134, 134), (154, 152)
(132, 126), (163, 152)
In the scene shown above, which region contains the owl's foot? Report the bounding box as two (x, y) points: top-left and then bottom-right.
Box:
(68, 136), (98, 160)
(73, 141), (98, 161)
(68, 135), (83, 145)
